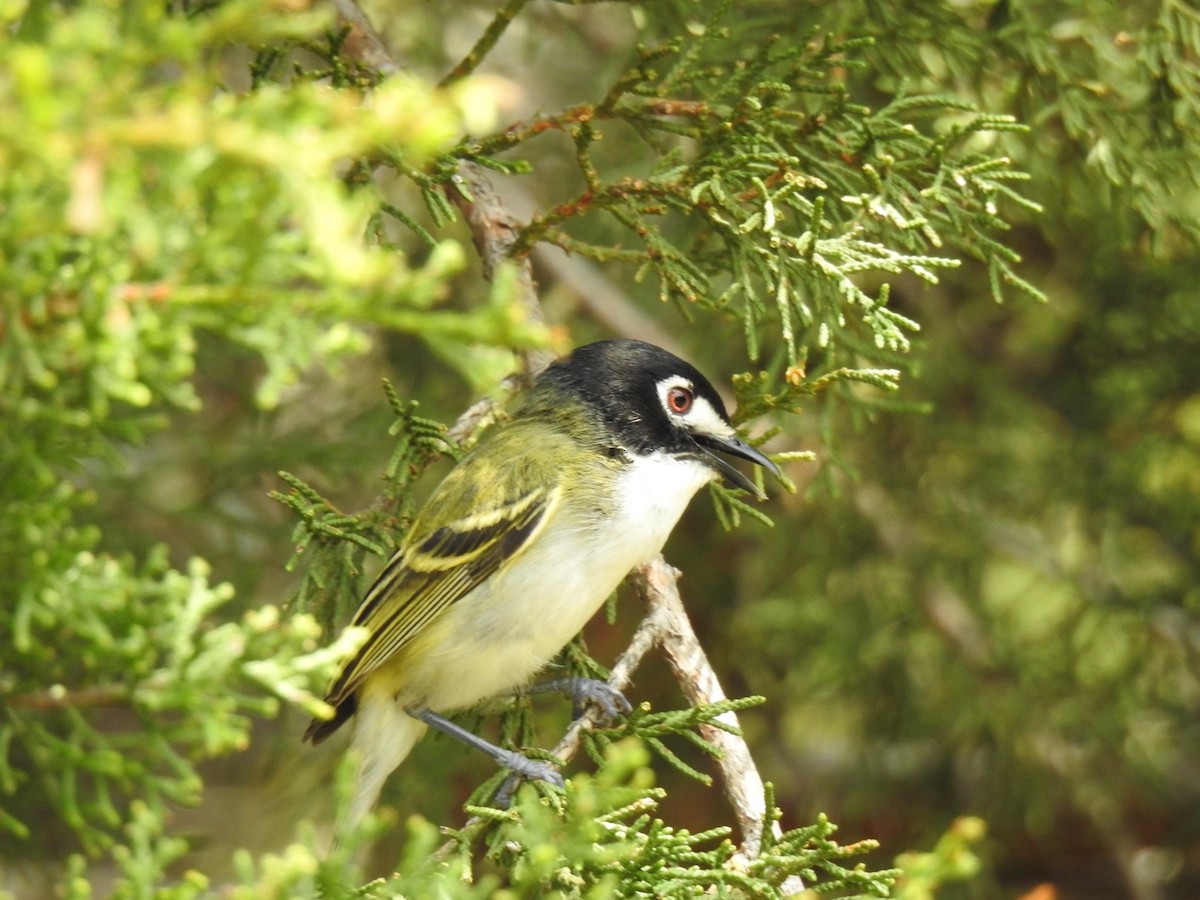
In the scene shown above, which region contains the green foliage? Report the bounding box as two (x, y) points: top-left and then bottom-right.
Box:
(272, 389), (459, 630)
(0, 0), (528, 882)
(997, 0), (1200, 247)
(583, 697), (768, 786)
(0, 0), (542, 417)
(367, 743), (897, 899)
(893, 817), (987, 900)
(814, 0), (1200, 249)
(5, 0), (1198, 896)
(40, 744), (896, 898)
(454, 9), (1042, 377)
(0, 542), (350, 852)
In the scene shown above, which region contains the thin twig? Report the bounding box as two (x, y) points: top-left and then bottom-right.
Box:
(631, 564), (805, 896)
(490, 558), (802, 894)
(544, 564), (676, 764)
(438, 0), (532, 87)
(5, 685), (127, 710)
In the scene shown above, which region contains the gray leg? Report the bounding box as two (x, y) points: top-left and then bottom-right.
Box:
(405, 706), (564, 788)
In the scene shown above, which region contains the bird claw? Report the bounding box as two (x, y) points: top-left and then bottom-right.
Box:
(526, 676), (632, 723)
(492, 755), (564, 808)
(567, 678), (632, 723)
(504, 753), (564, 788)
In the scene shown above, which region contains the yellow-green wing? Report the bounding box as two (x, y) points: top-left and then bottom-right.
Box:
(319, 483), (559, 713)
(302, 419), (590, 745)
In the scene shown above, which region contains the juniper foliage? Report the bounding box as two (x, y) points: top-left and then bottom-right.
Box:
(8, 0), (1190, 897)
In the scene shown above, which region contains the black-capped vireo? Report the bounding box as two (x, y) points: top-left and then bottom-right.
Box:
(304, 339), (779, 826)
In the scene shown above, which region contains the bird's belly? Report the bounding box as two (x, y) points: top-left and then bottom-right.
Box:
(385, 454), (714, 712)
(396, 526), (640, 711)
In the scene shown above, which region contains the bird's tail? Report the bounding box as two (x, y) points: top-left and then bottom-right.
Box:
(338, 691), (427, 837)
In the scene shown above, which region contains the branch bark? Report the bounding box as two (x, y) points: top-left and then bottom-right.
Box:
(444, 160), (553, 378)
(631, 559), (778, 860)
(5, 684), (127, 710)
(552, 559), (784, 856)
(329, 0), (400, 76)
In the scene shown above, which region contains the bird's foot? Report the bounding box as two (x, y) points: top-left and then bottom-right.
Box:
(406, 706), (564, 808)
(528, 676), (632, 723)
(496, 749), (564, 789)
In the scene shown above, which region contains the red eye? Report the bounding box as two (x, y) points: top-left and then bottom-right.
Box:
(666, 386), (693, 414)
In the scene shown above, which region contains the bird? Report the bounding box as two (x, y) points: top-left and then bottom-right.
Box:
(303, 339), (779, 827)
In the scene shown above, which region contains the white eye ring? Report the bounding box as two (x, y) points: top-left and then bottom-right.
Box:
(656, 376), (732, 437)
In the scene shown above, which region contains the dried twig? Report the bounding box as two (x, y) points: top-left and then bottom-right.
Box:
(4, 684), (128, 710)
(550, 559), (785, 857)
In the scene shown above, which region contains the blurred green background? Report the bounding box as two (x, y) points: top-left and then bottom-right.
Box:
(3, 0), (1199, 897)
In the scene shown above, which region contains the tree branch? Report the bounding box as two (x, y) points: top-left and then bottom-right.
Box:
(5, 684), (127, 710)
(443, 161), (553, 377)
(328, 0), (401, 76)
(543, 558), (803, 893)
(630, 558), (780, 861)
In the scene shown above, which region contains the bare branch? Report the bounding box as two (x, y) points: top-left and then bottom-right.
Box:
(444, 161), (554, 377)
(329, 0), (401, 76)
(5, 684), (127, 711)
(629, 560), (793, 876)
(547, 558), (803, 893)
(545, 561), (677, 765)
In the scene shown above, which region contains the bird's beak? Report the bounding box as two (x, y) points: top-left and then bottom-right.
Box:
(693, 432), (781, 500)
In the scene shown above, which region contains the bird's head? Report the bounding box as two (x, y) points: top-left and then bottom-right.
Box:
(539, 339), (780, 497)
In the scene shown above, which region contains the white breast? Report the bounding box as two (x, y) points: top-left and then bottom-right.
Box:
(608, 451), (718, 558)
(399, 452), (715, 712)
